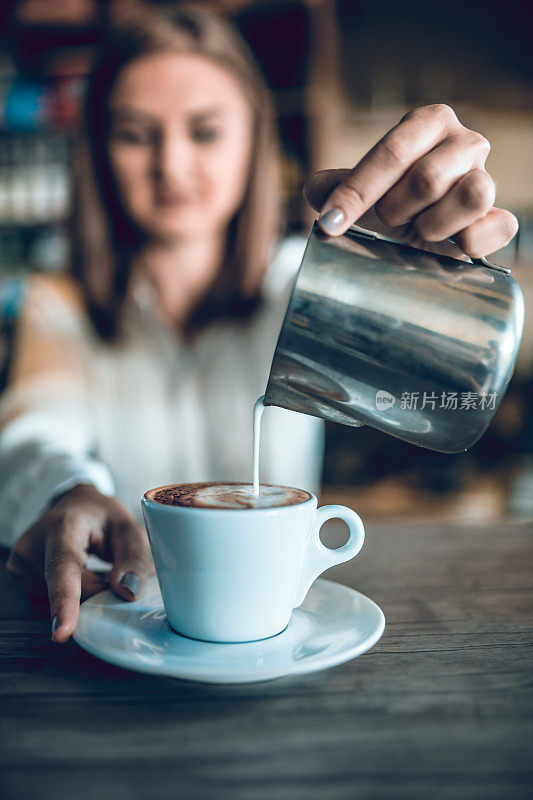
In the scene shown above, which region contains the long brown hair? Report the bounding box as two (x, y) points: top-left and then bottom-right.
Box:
(70, 2), (281, 342)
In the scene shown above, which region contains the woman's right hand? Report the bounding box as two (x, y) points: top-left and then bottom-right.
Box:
(6, 484), (155, 642)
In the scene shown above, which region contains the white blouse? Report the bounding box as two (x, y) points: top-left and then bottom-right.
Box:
(0, 236), (325, 547)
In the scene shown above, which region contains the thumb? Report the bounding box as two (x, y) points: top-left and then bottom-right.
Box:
(108, 519), (155, 601)
(303, 168), (352, 213)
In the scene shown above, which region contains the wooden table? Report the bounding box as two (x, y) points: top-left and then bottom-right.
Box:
(1, 516), (532, 800)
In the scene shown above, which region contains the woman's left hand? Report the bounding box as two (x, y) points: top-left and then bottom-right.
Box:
(304, 104), (518, 259)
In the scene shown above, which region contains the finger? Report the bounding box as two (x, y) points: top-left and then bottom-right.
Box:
(413, 168), (496, 243)
(304, 168), (352, 213)
(109, 519), (155, 601)
(375, 131), (490, 227)
(81, 568), (110, 601)
(452, 207), (519, 258)
(45, 533), (85, 643)
(316, 104), (461, 235)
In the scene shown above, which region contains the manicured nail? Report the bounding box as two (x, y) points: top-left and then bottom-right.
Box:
(120, 572), (141, 598)
(318, 207), (345, 235)
(51, 615), (60, 641)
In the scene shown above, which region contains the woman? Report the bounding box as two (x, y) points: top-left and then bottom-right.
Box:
(0, 3), (517, 643)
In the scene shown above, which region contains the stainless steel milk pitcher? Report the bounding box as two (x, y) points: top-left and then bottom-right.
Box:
(264, 222), (525, 453)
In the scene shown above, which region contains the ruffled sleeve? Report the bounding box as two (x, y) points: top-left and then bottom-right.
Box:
(0, 274), (115, 548)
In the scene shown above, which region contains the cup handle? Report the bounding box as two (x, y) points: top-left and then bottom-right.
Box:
(294, 505), (365, 608)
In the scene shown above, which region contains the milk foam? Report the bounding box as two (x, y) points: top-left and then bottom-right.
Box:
(193, 484), (306, 509)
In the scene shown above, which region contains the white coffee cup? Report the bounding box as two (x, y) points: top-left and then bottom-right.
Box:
(141, 484), (365, 643)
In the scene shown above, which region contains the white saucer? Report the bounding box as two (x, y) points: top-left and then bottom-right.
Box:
(73, 576), (385, 684)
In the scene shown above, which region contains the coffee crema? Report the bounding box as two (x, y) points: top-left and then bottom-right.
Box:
(146, 482), (311, 510)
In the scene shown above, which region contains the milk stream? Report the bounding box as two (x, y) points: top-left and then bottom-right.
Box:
(252, 395), (266, 495)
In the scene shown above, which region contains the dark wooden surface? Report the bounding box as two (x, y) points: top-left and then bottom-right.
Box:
(0, 516), (532, 800)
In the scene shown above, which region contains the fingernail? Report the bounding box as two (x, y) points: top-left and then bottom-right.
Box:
(318, 207), (345, 235)
(120, 572), (141, 598)
(51, 615), (60, 641)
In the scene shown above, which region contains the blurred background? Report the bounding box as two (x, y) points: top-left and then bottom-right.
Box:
(0, 0), (531, 522)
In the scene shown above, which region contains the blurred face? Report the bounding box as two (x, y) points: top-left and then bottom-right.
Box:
(107, 52), (254, 241)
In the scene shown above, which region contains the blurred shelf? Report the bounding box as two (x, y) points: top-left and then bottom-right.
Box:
(319, 474), (508, 524)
